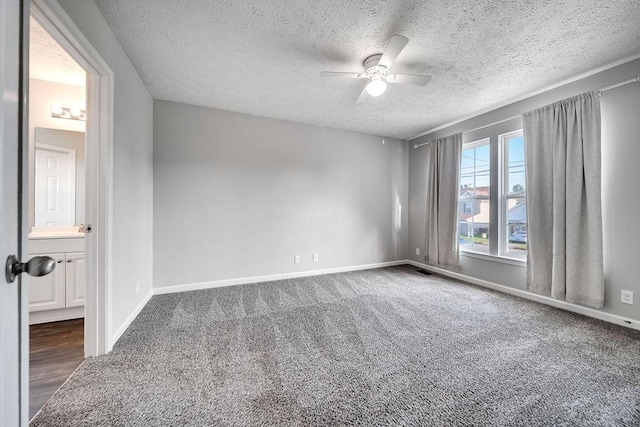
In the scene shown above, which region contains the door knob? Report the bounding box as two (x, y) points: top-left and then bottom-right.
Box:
(5, 255), (56, 283)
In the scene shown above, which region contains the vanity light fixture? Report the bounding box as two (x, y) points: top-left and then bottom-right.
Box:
(51, 105), (86, 121)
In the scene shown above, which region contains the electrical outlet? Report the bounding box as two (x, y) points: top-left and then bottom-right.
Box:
(294, 255), (300, 264)
(621, 290), (634, 305)
(415, 248), (420, 256)
(313, 253), (319, 262)
(135, 281), (140, 294)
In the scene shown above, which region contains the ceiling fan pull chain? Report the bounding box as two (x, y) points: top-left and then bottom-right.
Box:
(382, 93), (386, 145)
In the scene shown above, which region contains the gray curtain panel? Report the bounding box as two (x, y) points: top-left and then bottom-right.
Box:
(523, 91), (604, 308)
(425, 133), (462, 267)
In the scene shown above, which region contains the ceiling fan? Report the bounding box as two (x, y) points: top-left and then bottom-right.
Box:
(321, 35), (432, 103)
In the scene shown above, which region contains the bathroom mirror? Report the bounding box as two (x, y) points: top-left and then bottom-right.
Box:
(30, 128), (86, 233)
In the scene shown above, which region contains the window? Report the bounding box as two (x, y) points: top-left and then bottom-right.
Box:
(459, 139), (490, 254)
(457, 129), (527, 262)
(501, 131), (526, 259)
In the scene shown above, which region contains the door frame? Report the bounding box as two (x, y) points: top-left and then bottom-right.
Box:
(28, 0), (114, 357)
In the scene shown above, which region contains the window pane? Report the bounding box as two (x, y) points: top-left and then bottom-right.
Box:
(459, 199), (490, 254)
(505, 196), (526, 259)
(460, 141), (490, 254)
(502, 131), (526, 260)
(461, 144), (490, 196)
(507, 135), (525, 195)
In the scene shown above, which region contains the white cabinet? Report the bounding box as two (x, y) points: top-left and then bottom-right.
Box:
(29, 252), (85, 313)
(65, 252), (86, 307)
(28, 253), (66, 312)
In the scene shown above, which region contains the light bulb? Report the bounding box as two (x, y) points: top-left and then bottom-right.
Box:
(366, 79), (387, 97)
(50, 105), (63, 115)
(70, 108), (82, 118)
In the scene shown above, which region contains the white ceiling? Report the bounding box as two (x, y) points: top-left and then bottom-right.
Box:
(94, 0), (640, 140)
(30, 17), (86, 87)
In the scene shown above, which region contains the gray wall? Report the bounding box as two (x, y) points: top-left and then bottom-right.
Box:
(59, 0), (154, 337)
(601, 78), (640, 321)
(153, 100), (408, 289)
(408, 58), (640, 321)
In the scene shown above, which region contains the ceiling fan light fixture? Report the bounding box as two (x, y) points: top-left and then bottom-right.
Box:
(321, 35), (430, 103)
(366, 78), (387, 97)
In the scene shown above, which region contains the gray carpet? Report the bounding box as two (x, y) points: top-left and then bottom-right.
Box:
(31, 266), (640, 426)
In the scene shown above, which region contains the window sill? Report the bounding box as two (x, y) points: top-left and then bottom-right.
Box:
(460, 250), (526, 267)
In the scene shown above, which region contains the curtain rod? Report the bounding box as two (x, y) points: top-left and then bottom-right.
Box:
(413, 115), (520, 149)
(414, 75), (640, 149)
(598, 76), (640, 94)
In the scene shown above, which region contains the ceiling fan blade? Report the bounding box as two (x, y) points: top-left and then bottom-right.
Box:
(356, 87), (369, 104)
(321, 71), (365, 79)
(387, 74), (432, 86)
(378, 35), (409, 68)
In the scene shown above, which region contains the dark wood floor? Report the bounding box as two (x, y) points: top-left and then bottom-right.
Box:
(30, 319), (84, 420)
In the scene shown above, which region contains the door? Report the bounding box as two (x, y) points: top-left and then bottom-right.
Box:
(34, 146), (76, 227)
(1, 0), (26, 424)
(65, 252), (86, 307)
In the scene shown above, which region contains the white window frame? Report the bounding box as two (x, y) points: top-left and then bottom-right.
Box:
(459, 138), (491, 255)
(498, 130), (526, 260)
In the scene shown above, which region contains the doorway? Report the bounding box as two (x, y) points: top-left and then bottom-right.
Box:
(25, 0), (114, 420)
(27, 14), (87, 419)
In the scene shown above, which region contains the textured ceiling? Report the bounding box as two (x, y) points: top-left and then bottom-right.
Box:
(94, 0), (640, 140)
(30, 17), (86, 87)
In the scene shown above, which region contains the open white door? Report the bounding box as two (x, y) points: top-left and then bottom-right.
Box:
(2, 0), (57, 423)
(1, 0), (27, 424)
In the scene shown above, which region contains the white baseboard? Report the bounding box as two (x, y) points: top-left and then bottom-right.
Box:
(29, 306), (84, 325)
(109, 288), (153, 350)
(153, 260), (407, 295)
(406, 260), (640, 331)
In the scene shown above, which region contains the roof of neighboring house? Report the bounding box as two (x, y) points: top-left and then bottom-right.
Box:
(460, 186), (490, 198)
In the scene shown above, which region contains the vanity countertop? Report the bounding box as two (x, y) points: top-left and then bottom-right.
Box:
(28, 226), (85, 242)
(28, 232), (85, 240)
